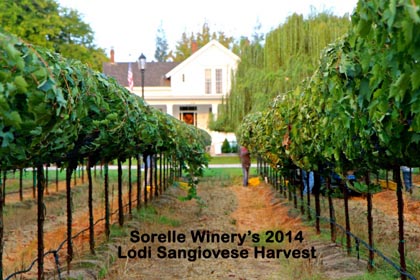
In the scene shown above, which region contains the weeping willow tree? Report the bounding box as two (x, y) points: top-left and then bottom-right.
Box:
(212, 11), (352, 132)
(210, 36), (265, 132)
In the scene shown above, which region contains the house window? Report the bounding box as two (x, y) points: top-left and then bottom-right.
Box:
(180, 106), (197, 111)
(182, 74), (185, 82)
(205, 69), (212, 94)
(216, 69), (223, 94)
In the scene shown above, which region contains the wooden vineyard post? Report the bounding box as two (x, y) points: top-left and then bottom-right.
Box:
(299, 170), (305, 215)
(154, 154), (158, 198)
(56, 166), (59, 192)
(314, 171), (321, 234)
(66, 166), (74, 273)
(283, 176), (287, 198)
(163, 154), (167, 191)
(264, 160), (267, 178)
(326, 176), (336, 243)
(45, 164), (49, 195)
(37, 164), (45, 280)
(19, 168), (23, 201)
(365, 172), (374, 272)
(87, 157), (95, 255)
(81, 160), (84, 184)
(166, 156), (170, 187)
(150, 155), (155, 200)
(73, 169), (76, 186)
(128, 158), (132, 216)
(166, 154), (170, 189)
(136, 154), (141, 210)
(159, 152), (163, 194)
(273, 169), (277, 190)
(33, 167), (36, 199)
(272, 169), (276, 189)
(117, 158), (124, 226)
(306, 172), (311, 221)
(280, 174), (287, 198)
(264, 161), (268, 180)
(394, 167), (406, 280)
(2, 171), (6, 206)
(143, 155), (148, 206)
(166, 154), (169, 190)
(272, 169), (276, 190)
(0, 170), (3, 279)
(343, 181), (351, 255)
(104, 162), (110, 240)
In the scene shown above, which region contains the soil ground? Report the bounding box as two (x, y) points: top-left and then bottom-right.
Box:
(100, 176), (367, 280)
(3, 171), (420, 279)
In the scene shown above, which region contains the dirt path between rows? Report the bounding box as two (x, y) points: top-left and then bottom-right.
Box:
(98, 177), (366, 280)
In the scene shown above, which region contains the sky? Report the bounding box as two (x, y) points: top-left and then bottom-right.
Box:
(56, 0), (359, 62)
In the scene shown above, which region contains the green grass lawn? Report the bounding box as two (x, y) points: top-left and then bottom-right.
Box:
(208, 155), (257, 164)
(109, 154), (253, 166)
(3, 161), (256, 193)
(203, 167), (257, 178)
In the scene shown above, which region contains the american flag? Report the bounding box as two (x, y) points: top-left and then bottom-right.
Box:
(127, 62), (134, 91)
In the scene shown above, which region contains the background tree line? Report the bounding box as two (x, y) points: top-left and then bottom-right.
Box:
(0, 0), (108, 71)
(154, 21), (235, 62)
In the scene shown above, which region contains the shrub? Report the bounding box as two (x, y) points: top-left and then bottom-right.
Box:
(221, 138), (231, 153)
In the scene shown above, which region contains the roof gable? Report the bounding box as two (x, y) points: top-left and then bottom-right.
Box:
(165, 40), (240, 78)
(102, 61), (179, 87)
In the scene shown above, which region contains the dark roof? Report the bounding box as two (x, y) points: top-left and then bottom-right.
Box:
(102, 61), (180, 87)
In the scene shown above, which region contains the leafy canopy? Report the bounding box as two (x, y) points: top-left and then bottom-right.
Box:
(0, 0), (108, 71)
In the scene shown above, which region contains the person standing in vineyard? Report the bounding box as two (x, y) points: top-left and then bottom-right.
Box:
(302, 170), (314, 194)
(239, 146), (251, 187)
(401, 166), (413, 194)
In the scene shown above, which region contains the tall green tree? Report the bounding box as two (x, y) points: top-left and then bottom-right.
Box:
(214, 11), (351, 132)
(0, 0), (108, 71)
(154, 21), (169, 62)
(169, 22), (234, 62)
(168, 32), (193, 62)
(211, 36), (265, 132)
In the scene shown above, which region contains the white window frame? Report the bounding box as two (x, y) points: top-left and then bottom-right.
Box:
(216, 68), (223, 94)
(205, 68), (212, 94)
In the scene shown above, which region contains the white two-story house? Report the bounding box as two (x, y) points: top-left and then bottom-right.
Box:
(103, 40), (240, 154)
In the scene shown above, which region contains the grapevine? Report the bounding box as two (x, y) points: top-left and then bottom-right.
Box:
(0, 30), (210, 279)
(237, 1), (420, 278)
